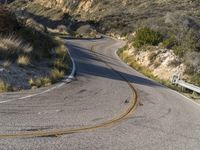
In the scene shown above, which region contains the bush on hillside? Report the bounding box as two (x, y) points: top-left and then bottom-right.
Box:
(0, 6), (56, 61)
(162, 35), (177, 49)
(172, 45), (186, 57)
(133, 27), (163, 48)
(17, 27), (57, 59)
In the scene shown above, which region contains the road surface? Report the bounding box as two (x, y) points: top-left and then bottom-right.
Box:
(0, 37), (200, 150)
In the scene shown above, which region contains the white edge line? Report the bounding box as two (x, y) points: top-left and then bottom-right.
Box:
(114, 47), (200, 107)
(170, 90), (200, 107)
(0, 42), (76, 104)
(67, 42), (76, 79)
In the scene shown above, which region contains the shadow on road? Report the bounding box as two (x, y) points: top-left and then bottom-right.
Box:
(66, 40), (163, 88)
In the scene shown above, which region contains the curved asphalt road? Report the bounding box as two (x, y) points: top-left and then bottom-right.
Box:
(0, 37), (200, 149)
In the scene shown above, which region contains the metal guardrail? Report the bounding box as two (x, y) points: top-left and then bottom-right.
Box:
(172, 75), (200, 94)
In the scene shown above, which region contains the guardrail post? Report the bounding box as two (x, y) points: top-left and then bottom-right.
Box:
(171, 74), (180, 85)
(171, 74), (200, 95)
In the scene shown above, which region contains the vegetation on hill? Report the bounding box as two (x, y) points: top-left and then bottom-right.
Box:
(0, 5), (19, 33)
(0, 5), (70, 92)
(59, 0), (200, 87)
(6, 0), (200, 88)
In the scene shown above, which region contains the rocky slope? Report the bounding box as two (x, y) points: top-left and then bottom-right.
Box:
(121, 44), (186, 81)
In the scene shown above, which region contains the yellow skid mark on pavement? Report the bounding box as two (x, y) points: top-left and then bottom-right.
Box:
(0, 44), (138, 139)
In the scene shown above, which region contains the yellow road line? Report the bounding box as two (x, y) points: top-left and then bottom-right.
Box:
(0, 43), (138, 139)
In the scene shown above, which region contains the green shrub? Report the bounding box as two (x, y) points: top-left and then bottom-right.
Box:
(191, 73), (200, 86)
(172, 45), (185, 57)
(133, 27), (163, 48)
(163, 35), (177, 49)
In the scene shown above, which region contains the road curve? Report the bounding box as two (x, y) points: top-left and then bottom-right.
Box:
(0, 37), (200, 149)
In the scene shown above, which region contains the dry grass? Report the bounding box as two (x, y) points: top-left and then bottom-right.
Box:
(0, 35), (32, 61)
(28, 41), (69, 88)
(17, 55), (30, 66)
(3, 60), (11, 68)
(28, 67), (65, 88)
(25, 3), (64, 21)
(28, 78), (35, 87)
(26, 38), (69, 89)
(25, 18), (47, 33)
(55, 44), (67, 58)
(50, 68), (65, 82)
(28, 77), (52, 88)
(0, 80), (9, 93)
(0, 6), (71, 92)
(53, 58), (68, 70)
(118, 49), (181, 91)
(40, 77), (52, 86)
(35, 77), (52, 87)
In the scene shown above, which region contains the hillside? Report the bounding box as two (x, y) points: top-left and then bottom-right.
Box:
(31, 0), (200, 34)
(8, 0), (200, 87)
(0, 5), (70, 92)
(12, 0), (200, 39)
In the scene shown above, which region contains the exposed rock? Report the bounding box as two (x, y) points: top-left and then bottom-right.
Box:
(124, 45), (186, 81)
